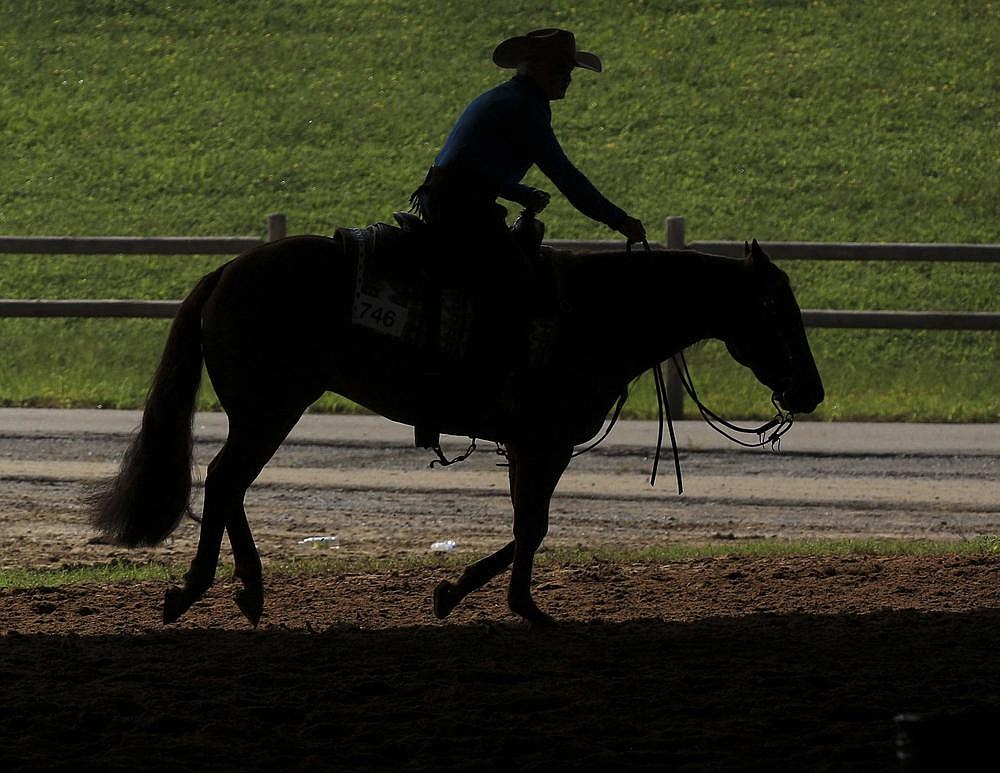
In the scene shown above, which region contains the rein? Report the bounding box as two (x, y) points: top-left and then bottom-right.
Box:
(672, 349), (795, 451)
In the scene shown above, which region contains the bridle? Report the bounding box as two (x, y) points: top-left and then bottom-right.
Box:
(676, 281), (798, 453)
(577, 239), (797, 494)
(665, 351), (794, 452)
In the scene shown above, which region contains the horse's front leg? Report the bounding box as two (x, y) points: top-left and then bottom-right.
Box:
(433, 540), (515, 619)
(506, 443), (571, 626)
(432, 444), (528, 618)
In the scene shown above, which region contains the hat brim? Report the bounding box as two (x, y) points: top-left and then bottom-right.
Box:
(573, 50), (602, 73)
(492, 37), (603, 73)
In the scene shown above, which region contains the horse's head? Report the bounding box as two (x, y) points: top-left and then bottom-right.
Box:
(722, 240), (824, 415)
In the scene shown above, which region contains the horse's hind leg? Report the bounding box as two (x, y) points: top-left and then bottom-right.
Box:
(163, 407), (307, 625)
(224, 494), (266, 626)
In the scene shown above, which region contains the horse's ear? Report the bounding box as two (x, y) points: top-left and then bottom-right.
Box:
(743, 240), (751, 259)
(748, 238), (770, 269)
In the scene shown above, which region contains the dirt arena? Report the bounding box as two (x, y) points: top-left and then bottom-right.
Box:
(2, 413), (998, 769)
(3, 555), (1000, 770)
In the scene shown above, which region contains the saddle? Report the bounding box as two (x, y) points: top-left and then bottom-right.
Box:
(338, 209), (549, 354)
(337, 211), (553, 451)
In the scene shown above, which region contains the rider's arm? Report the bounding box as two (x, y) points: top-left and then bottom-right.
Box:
(532, 116), (628, 230)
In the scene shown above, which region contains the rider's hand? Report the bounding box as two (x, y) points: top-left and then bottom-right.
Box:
(618, 216), (647, 244)
(524, 187), (551, 213)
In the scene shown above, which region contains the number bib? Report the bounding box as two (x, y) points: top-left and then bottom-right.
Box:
(351, 292), (408, 336)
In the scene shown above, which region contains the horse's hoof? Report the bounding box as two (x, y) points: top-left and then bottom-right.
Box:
(522, 609), (557, 629)
(235, 585), (264, 627)
(433, 580), (462, 619)
(508, 597), (557, 628)
(163, 585), (195, 624)
(528, 611), (557, 628)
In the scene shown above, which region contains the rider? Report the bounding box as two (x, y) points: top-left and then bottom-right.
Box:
(410, 29), (646, 440)
(411, 27), (647, 276)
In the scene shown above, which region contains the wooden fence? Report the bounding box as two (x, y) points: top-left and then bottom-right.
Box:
(1, 213), (997, 327)
(1, 212), (997, 413)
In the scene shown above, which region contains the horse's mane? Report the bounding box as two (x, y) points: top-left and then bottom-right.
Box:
(553, 246), (742, 271)
(551, 246), (744, 305)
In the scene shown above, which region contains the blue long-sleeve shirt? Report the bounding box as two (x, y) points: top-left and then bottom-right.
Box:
(434, 75), (628, 230)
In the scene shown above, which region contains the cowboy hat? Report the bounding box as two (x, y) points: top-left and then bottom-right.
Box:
(492, 28), (602, 72)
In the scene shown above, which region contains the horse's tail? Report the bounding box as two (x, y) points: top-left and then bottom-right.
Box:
(88, 265), (226, 546)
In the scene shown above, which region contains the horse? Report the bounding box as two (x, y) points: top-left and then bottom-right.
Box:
(87, 231), (824, 627)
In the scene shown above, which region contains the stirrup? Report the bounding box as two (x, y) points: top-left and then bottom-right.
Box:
(429, 438), (478, 468)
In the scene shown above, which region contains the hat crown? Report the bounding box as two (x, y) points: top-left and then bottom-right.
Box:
(524, 28), (575, 46)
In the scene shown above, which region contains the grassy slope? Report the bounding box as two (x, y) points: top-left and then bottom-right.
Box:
(0, 0), (997, 419)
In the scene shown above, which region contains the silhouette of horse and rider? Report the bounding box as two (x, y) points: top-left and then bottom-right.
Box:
(88, 29), (824, 627)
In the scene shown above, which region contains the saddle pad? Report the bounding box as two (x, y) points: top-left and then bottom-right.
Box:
(345, 226), (413, 338)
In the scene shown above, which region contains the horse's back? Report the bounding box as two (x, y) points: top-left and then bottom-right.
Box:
(199, 235), (355, 400)
(221, 233), (345, 290)
(206, 235), (350, 325)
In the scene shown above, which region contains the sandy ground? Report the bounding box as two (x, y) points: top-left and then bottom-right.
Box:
(0, 410), (997, 570)
(1, 411), (999, 770)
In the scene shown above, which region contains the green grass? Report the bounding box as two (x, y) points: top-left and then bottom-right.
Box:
(3, 537), (998, 590)
(0, 0), (997, 419)
(0, 558), (184, 589)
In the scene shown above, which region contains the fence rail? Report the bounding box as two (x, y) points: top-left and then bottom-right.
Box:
(547, 239), (1000, 263)
(2, 301), (996, 332)
(0, 214), (287, 256)
(0, 299), (181, 318)
(0, 235), (265, 256)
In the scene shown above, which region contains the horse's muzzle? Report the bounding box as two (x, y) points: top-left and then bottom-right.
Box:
(776, 384), (824, 415)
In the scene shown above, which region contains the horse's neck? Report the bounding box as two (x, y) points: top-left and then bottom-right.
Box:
(650, 249), (743, 351)
(565, 249), (742, 379)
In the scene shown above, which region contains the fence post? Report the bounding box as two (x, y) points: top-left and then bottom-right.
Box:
(664, 216), (686, 419)
(267, 213), (287, 242)
(666, 215), (686, 252)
